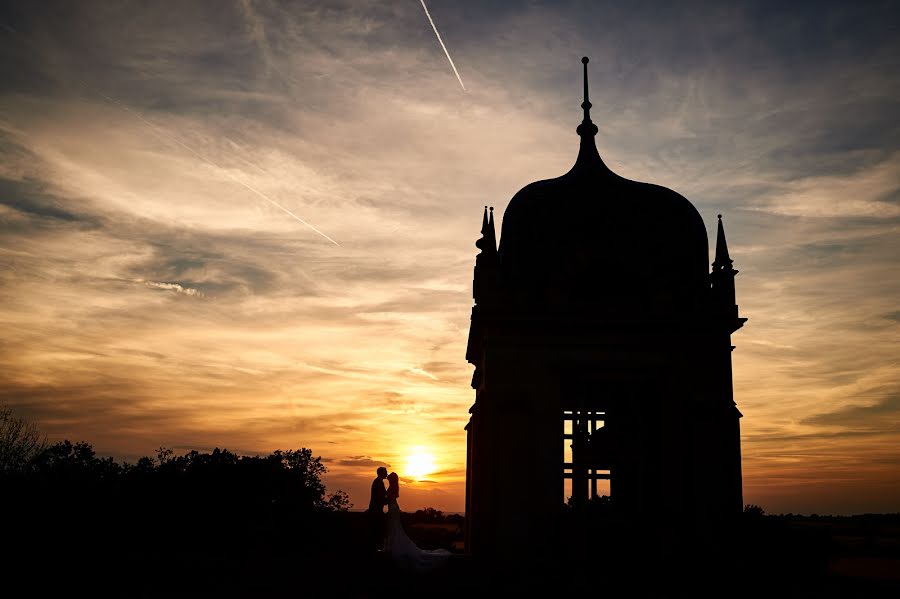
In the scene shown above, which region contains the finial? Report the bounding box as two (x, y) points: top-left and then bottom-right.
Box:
(718, 214), (722, 220)
(581, 57), (591, 117)
(576, 56), (598, 138)
(489, 206), (493, 212)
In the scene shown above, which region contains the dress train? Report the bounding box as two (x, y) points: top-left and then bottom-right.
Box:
(384, 502), (452, 572)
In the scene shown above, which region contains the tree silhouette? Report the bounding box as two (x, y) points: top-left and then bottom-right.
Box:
(0, 405), (47, 473)
(743, 504), (765, 519)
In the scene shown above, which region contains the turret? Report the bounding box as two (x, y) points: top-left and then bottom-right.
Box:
(710, 214), (746, 332)
(466, 206), (498, 385)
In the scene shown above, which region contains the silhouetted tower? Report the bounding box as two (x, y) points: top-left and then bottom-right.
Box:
(464, 57), (746, 559)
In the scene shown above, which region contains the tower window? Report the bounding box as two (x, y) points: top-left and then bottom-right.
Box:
(563, 409), (611, 506)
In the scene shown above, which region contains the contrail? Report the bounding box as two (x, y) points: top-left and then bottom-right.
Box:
(91, 88), (340, 246)
(419, 0), (466, 91)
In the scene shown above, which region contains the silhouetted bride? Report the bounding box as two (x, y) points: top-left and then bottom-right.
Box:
(384, 472), (452, 571)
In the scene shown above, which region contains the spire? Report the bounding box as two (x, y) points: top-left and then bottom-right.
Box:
(476, 206), (496, 254)
(571, 56), (606, 173)
(576, 56), (598, 139)
(487, 206), (496, 249)
(712, 214), (733, 271)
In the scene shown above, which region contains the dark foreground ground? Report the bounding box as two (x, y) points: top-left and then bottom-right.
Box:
(6, 508), (900, 598)
(5, 443), (893, 596)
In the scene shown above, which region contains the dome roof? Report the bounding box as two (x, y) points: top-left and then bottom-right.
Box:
(497, 58), (709, 316)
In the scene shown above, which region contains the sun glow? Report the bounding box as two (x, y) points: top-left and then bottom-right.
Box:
(405, 447), (437, 481)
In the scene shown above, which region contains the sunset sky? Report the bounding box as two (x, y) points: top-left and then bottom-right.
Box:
(1, 0), (898, 514)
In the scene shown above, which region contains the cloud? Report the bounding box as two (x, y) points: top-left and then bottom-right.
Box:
(407, 367), (439, 381)
(0, 177), (84, 224)
(802, 393), (900, 430)
(136, 279), (205, 297)
(336, 455), (391, 469)
(748, 154), (900, 218)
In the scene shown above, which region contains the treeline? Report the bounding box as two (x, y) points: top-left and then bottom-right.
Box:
(1, 407), (364, 595)
(1, 404), (349, 513)
(3, 440), (350, 512)
(405, 506), (464, 525)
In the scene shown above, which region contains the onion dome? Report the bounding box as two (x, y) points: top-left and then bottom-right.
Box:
(497, 57), (709, 316)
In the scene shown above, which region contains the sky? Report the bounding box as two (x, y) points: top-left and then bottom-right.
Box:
(1, 0), (898, 515)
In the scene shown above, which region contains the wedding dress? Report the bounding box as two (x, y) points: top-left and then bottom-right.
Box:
(384, 501), (452, 572)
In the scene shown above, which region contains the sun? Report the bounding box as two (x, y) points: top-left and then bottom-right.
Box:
(405, 447), (436, 481)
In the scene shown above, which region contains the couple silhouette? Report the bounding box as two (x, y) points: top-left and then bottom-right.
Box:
(368, 466), (451, 571)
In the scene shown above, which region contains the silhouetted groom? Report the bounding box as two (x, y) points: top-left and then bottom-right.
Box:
(367, 466), (388, 551)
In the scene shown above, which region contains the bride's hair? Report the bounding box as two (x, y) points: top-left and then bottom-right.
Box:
(387, 472), (400, 497)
